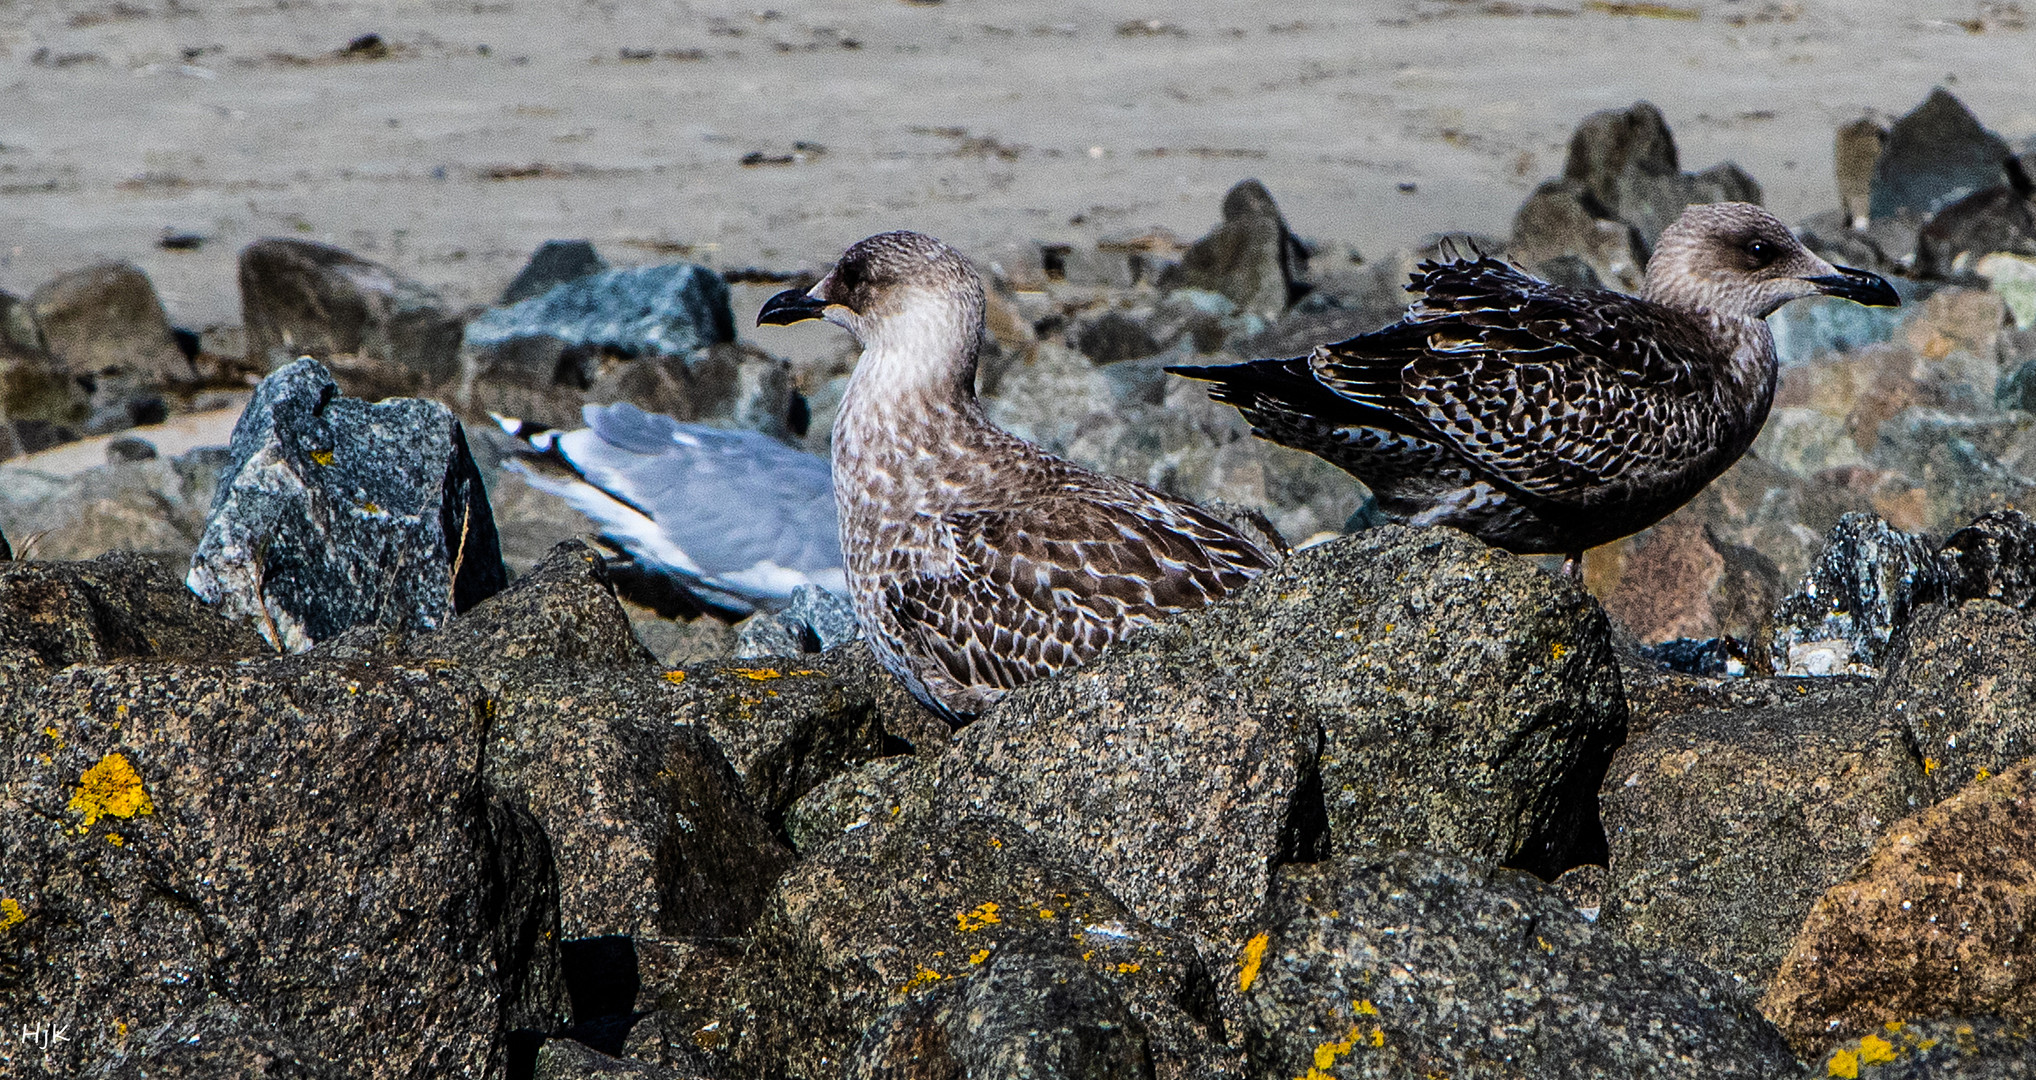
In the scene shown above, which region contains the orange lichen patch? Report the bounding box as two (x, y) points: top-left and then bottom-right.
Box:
(69, 752), (155, 828)
(726, 666), (820, 681)
(1923, 757), (1939, 775)
(969, 949), (991, 965)
(310, 449), (335, 466)
(1551, 642), (1570, 662)
(956, 902), (1001, 932)
(0, 898), (25, 931)
(1037, 907), (1056, 919)
(897, 966), (944, 995)
(1239, 931), (1270, 992)
(1116, 961), (1141, 974)
(662, 670), (687, 685)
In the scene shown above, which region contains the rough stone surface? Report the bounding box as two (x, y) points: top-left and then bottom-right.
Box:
(28, 261), (189, 433)
(1870, 87), (2016, 224)
(0, 645), (567, 1077)
(186, 358), (507, 651)
(1915, 182), (2036, 279)
(1938, 510), (2036, 611)
(1508, 177), (1649, 291)
(462, 261), (734, 361)
(716, 813), (1227, 1080)
(1155, 178), (1305, 320)
(733, 583), (860, 659)
(1599, 516), (1782, 645)
(238, 237), (469, 394)
(1239, 853), (1801, 1080)
(412, 539), (652, 669)
(1559, 100), (1761, 248)
(847, 947), (1160, 1080)
(1878, 600), (2036, 803)
(1761, 512), (1951, 676)
(0, 550), (267, 666)
(502, 239), (611, 306)
(1763, 759), (2036, 1053)
(0, 339), (88, 443)
(783, 756), (927, 855)
(0, 447), (227, 566)
(1814, 1018), (2036, 1079)
(535, 1038), (697, 1079)
(1599, 664), (1925, 994)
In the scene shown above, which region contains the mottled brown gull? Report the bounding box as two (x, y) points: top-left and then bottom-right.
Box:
(759, 230), (1278, 722)
(1170, 202), (1900, 573)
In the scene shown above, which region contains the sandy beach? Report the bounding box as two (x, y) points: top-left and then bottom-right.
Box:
(3, 0), (2032, 334)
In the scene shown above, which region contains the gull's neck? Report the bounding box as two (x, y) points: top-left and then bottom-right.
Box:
(832, 294), (994, 476)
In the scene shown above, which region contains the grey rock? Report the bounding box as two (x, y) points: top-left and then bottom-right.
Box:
(0, 551), (266, 666)
(28, 261), (188, 434)
(413, 539), (652, 669)
(0, 416), (80, 459)
(1796, 207), (1895, 277)
(1508, 177), (1649, 291)
(717, 813), (1226, 1079)
(1073, 308), (1165, 364)
(1938, 510), (2036, 610)
(734, 583), (860, 659)
(238, 237), (469, 395)
(1880, 599), (2036, 803)
(1559, 100), (1762, 249)
(534, 1038), (696, 1079)
(1871, 88), (2016, 223)
(0, 638), (568, 1077)
(1240, 852), (1801, 1080)
(463, 262), (735, 360)
(1241, 256), (1413, 359)
(848, 947), (1160, 1080)
(0, 285), (47, 355)
(0, 446), (226, 566)
(1155, 178), (1305, 320)
(503, 239), (611, 306)
(0, 336), (89, 443)
(1598, 666), (1923, 994)
(1767, 288), (1915, 366)
(1915, 181), (2036, 279)
(1761, 512), (1952, 676)
(1867, 409), (2036, 532)
(104, 434), (157, 463)
(783, 756), (925, 855)
(1812, 1018), (2036, 1079)
(666, 655), (888, 828)
(186, 357), (506, 652)
(2000, 331), (2036, 411)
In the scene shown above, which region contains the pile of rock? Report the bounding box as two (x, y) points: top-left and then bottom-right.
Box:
(9, 357), (2036, 1077)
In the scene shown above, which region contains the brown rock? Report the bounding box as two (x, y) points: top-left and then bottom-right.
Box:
(1598, 516), (1782, 644)
(1762, 759), (2036, 1053)
(1508, 177), (1649, 292)
(1155, 178), (1305, 320)
(27, 261), (191, 384)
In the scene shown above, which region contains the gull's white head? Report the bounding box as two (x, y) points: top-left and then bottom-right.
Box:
(1641, 202), (1899, 320)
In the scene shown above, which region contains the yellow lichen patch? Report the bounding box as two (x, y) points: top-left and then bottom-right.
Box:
(728, 667), (783, 681)
(1116, 962), (1141, 974)
(106, 832), (125, 846)
(1977, 768), (1992, 781)
(114, 1020), (128, 1039)
(663, 670), (687, 685)
(1239, 931), (1270, 992)
(989, 837), (1003, 849)
(969, 949), (991, 965)
(1538, 935), (1555, 953)
(956, 902), (1001, 932)
(1857, 1035), (1897, 1065)
(1551, 642), (1570, 662)
(0, 898), (25, 931)
(1369, 1027), (1385, 1048)
(1037, 908), (1055, 919)
(1353, 999), (1378, 1016)
(359, 501), (382, 515)
(1299, 1023), (1365, 1080)
(68, 752), (155, 828)
(310, 449), (335, 466)
(897, 966), (944, 995)
(1924, 757), (1939, 775)
(1827, 1049), (1860, 1078)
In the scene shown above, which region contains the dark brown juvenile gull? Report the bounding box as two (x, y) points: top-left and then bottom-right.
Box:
(759, 230), (1278, 722)
(1169, 202), (1899, 572)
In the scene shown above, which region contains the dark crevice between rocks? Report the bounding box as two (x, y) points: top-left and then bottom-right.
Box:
(442, 422), (508, 615)
(1271, 725), (1331, 870)
(1170, 944), (1226, 1045)
(600, 549), (746, 622)
(1504, 749), (1615, 882)
(557, 934), (643, 1056)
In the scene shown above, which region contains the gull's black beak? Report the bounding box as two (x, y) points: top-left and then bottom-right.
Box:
(757, 287), (831, 327)
(1805, 265), (1901, 308)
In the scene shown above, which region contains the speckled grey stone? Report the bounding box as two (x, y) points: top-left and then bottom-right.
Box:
(1239, 852), (1801, 1080)
(1880, 599), (2036, 803)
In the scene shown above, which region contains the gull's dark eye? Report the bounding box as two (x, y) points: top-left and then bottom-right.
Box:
(1745, 237), (1776, 268)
